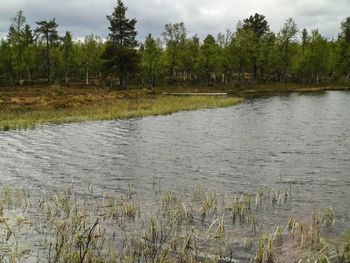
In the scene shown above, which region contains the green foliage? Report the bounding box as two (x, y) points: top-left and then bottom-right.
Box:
(1, 9), (350, 88)
(199, 34), (222, 86)
(7, 10), (27, 81)
(243, 13), (270, 40)
(182, 35), (201, 83)
(257, 32), (278, 81)
(231, 25), (256, 80)
(107, 0), (137, 48)
(35, 19), (59, 83)
(162, 22), (187, 82)
(242, 13), (270, 79)
(337, 17), (350, 78)
(277, 18), (299, 82)
(294, 30), (331, 83)
(140, 34), (163, 87)
(82, 35), (104, 85)
(61, 31), (73, 84)
(103, 0), (140, 88)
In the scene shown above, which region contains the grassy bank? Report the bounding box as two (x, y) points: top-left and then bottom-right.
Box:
(1, 82), (349, 131)
(151, 82), (350, 95)
(236, 82), (350, 95)
(0, 185), (348, 262)
(0, 86), (243, 130)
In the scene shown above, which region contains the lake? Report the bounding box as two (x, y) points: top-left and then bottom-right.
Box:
(1, 91), (350, 233)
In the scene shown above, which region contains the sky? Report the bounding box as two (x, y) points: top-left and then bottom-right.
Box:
(0, 0), (349, 41)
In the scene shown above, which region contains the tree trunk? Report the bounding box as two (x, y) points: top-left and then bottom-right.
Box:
(124, 76), (128, 89)
(253, 57), (258, 80)
(168, 54), (176, 82)
(47, 57), (51, 84)
(86, 65), (89, 85)
(207, 71), (210, 87)
(46, 38), (51, 84)
(27, 68), (31, 80)
(152, 73), (156, 88)
(65, 66), (68, 84)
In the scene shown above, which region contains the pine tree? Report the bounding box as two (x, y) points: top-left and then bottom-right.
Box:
(242, 13), (270, 80)
(103, 0), (139, 88)
(35, 19), (59, 83)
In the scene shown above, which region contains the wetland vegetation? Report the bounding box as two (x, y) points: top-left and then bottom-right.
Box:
(1, 0), (350, 129)
(0, 85), (243, 130)
(0, 0), (350, 262)
(0, 184), (349, 263)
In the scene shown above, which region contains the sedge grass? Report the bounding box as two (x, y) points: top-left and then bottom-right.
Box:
(0, 95), (243, 131)
(0, 185), (347, 263)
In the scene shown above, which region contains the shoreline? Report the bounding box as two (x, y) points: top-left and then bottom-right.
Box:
(0, 83), (349, 131)
(0, 89), (243, 130)
(236, 85), (350, 96)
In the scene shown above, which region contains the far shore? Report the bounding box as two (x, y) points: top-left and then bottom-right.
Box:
(0, 83), (349, 131)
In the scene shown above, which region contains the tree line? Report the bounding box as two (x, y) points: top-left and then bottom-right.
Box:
(1, 0), (350, 88)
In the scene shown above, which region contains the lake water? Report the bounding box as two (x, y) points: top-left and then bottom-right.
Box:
(1, 91), (350, 228)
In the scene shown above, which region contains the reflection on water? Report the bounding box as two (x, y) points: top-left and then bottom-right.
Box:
(1, 91), (350, 225)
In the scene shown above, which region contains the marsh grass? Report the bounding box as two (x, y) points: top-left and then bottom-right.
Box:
(0, 185), (347, 263)
(0, 85), (243, 130)
(0, 97), (242, 130)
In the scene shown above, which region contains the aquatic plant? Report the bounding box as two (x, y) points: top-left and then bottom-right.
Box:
(0, 185), (347, 263)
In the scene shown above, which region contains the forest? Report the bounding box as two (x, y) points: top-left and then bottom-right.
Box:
(0, 0), (350, 88)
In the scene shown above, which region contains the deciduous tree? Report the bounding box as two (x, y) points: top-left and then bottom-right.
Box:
(141, 34), (163, 88)
(162, 22), (186, 82)
(61, 31), (73, 84)
(200, 34), (221, 86)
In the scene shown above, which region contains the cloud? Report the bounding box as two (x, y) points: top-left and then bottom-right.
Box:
(0, 0), (349, 40)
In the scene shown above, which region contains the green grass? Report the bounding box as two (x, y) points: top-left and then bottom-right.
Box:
(150, 82), (350, 95)
(1, 81), (349, 131)
(0, 95), (243, 130)
(0, 185), (347, 262)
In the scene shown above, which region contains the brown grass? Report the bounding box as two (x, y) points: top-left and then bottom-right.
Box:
(0, 85), (243, 130)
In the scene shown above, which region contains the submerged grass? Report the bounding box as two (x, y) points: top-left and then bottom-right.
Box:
(0, 185), (348, 263)
(0, 85), (243, 130)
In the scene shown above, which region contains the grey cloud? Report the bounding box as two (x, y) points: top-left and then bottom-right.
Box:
(0, 0), (349, 40)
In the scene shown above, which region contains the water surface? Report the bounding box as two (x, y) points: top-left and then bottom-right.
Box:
(1, 91), (349, 225)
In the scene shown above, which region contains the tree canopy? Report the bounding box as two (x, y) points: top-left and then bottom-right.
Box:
(1, 3), (350, 88)
(103, 0), (140, 88)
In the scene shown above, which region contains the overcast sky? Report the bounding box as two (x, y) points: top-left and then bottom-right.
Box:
(0, 0), (349, 41)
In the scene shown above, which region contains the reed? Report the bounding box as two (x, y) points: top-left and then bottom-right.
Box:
(0, 185), (347, 263)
